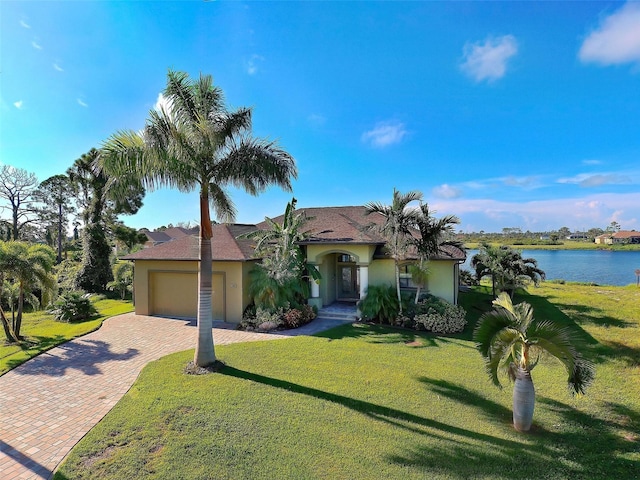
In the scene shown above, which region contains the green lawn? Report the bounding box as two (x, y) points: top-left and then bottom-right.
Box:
(0, 298), (133, 375)
(55, 284), (639, 479)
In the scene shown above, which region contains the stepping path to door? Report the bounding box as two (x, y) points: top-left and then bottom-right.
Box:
(0, 312), (351, 480)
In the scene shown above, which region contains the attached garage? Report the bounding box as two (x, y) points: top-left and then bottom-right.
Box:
(148, 271), (225, 320)
(124, 225), (258, 324)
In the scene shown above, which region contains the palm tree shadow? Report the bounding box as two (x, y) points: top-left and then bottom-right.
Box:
(418, 377), (512, 424)
(11, 339), (139, 376)
(221, 366), (524, 449)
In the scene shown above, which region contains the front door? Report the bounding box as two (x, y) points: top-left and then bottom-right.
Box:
(339, 265), (359, 300)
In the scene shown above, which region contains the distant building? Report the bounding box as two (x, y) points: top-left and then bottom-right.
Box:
(595, 231), (640, 245)
(566, 232), (588, 240)
(142, 226), (199, 248)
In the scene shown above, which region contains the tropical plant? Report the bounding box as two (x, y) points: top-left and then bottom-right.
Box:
(411, 203), (462, 303)
(47, 290), (98, 322)
(357, 284), (399, 324)
(0, 241), (56, 340)
(471, 243), (545, 298)
(365, 189), (422, 315)
(473, 292), (595, 431)
(101, 70), (296, 367)
(242, 198), (320, 308)
(106, 262), (134, 300)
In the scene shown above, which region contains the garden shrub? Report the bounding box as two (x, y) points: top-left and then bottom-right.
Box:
(414, 296), (467, 334)
(48, 291), (98, 323)
(281, 304), (316, 329)
(358, 284), (399, 324)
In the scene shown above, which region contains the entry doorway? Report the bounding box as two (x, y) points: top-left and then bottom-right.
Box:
(337, 254), (360, 301)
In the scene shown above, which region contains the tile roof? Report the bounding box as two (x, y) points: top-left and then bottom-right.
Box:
(126, 206), (466, 262)
(124, 224), (257, 261)
(612, 230), (640, 239)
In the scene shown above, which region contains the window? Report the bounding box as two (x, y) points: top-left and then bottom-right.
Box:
(399, 264), (416, 288)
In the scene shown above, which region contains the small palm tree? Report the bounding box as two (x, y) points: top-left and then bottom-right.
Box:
(0, 241), (56, 339)
(107, 262), (134, 300)
(412, 203), (462, 303)
(474, 292), (595, 431)
(102, 70), (296, 367)
(365, 189), (422, 315)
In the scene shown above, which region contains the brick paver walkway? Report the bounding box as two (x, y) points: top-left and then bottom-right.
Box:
(0, 314), (296, 480)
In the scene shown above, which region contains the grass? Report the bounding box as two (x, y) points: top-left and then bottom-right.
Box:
(54, 284), (639, 479)
(0, 297), (133, 375)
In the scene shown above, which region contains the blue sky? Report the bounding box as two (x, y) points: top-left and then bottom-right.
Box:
(1, 1), (640, 233)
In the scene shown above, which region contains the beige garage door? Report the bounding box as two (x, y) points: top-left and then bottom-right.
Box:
(149, 272), (225, 320)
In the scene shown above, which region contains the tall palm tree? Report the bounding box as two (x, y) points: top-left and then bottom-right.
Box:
(411, 203), (462, 303)
(365, 189), (422, 315)
(474, 292), (595, 431)
(1, 241), (56, 339)
(101, 70), (296, 367)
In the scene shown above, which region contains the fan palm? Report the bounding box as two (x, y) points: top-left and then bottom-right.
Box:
(365, 189), (422, 315)
(101, 70), (296, 367)
(474, 292), (595, 431)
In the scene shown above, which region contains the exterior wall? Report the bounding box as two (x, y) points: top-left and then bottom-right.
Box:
(426, 260), (458, 304)
(368, 258), (396, 287)
(132, 259), (249, 323)
(306, 244), (376, 265)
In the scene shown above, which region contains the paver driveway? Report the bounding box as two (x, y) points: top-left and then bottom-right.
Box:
(0, 314), (299, 480)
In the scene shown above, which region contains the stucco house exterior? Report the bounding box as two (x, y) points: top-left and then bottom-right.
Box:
(595, 231), (640, 245)
(124, 205), (466, 323)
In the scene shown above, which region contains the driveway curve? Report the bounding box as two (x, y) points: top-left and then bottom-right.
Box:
(0, 314), (298, 480)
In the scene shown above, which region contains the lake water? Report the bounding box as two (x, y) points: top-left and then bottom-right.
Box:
(462, 249), (640, 287)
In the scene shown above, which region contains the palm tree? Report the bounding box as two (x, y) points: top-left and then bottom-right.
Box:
(365, 189), (422, 315)
(471, 243), (545, 298)
(243, 198), (319, 308)
(0, 241), (56, 339)
(412, 203), (462, 303)
(101, 70), (296, 367)
(474, 292), (595, 431)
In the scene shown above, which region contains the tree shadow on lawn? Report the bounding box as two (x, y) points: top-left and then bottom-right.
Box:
(10, 339), (139, 376)
(314, 323), (472, 350)
(222, 365), (527, 451)
(389, 381), (639, 479)
(547, 301), (635, 329)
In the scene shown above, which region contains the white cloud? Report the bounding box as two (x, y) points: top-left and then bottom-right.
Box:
(460, 35), (518, 82)
(579, 3), (640, 66)
(32, 39), (42, 50)
(53, 63), (64, 72)
(154, 93), (172, 113)
(245, 54), (264, 75)
(361, 121), (408, 148)
(432, 192), (640, 232)
(77, 98), (88, 108)
(13, 100), (24, 109)
(20, 20), (31, 29)
(557, 172), (632, 187)
(432, 184), (463, 199)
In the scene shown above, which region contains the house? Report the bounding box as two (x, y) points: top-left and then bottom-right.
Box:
(594, 234), (612, 244)
(124, 206), (466, 323)
(141, 226), (199, 248)
(604, 230), (640, 245)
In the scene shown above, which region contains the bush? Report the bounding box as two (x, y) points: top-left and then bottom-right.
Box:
(358, 285), (399, 324)
(48, 291), (98, 323)
(281, 304), (316, 329)
(414, 297), (467, 334)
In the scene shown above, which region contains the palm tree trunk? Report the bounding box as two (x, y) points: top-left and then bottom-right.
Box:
(194, 193), (216, 367)
(15, 287), (24, 339)
(395, 260), (403, 315)
(512, 366), (535, 432)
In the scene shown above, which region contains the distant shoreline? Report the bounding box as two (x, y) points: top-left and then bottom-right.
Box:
(463, 241), (640, 251)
